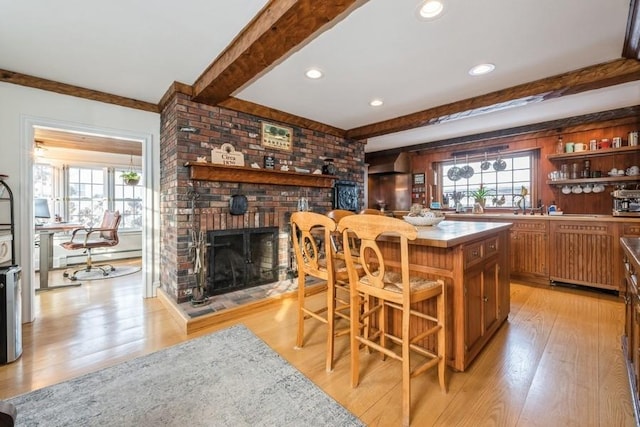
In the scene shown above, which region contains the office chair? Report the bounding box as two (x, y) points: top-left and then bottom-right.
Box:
(60, 210), (121, 280)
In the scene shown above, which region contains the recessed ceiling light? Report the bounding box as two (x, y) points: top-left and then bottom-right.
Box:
(305, 68), (323, 79)
(468, 63), (495, 76)
(417, 0), (444, 19)
(369, 99), (384, 107)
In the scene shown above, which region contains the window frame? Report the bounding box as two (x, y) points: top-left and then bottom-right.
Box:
(438, 150), (538, 210)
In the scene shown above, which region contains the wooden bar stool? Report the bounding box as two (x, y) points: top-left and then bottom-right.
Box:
(337, 214), (447, 427)
(326, 210), (362, 328)
(291, 211), (342, 372)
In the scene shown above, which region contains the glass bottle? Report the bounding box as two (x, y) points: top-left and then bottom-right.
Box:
(555, 136), (564, 154)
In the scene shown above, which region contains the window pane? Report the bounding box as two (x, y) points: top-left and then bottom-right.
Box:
(440, 151), (534, 210)
(115, 167), (143, 230)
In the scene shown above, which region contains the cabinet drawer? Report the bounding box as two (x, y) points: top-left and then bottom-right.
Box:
(464, 241), (484, 268)
(484, 236), (498, 257)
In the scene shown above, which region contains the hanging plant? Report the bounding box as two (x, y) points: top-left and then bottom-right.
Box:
(122, 154), (140, 185)
(121, 171), (140, 186)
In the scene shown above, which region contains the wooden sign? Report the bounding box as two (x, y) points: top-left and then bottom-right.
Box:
(211, 143), (245, 166)
(261, 122), (293, 152)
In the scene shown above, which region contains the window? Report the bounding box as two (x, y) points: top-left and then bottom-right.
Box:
(440, 151), (535, 209)
(38, 165), (142, 230)
(33, 163), (55, 218)
(66, 166), (107, 226)
(114, 168), (143, 229)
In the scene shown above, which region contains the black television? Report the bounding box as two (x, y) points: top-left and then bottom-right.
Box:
(34, 198), (51, 222)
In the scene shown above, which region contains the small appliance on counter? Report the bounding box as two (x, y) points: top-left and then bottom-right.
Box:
(612, 189), (640, 217)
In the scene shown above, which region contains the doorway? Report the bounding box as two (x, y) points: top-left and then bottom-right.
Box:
(20, 116), (157, 323)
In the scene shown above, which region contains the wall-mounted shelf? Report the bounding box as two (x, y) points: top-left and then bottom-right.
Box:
(185, 162), (337, 188)
(546, 175), (640, 186)
(547, 145), (640, 161)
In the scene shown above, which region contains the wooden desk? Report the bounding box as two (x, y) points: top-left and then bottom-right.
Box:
(377, 220), (512, 371)
(36, 223), (83, 291)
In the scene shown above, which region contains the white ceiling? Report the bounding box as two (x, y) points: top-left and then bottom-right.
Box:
(1, 0), (638, 153)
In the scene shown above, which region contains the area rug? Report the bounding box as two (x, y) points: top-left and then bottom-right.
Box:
(7, 324), (363, 427)
(67, 265), (141, 281)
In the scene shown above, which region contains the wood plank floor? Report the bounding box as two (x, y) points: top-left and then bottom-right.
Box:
(0, 263), (636, 426)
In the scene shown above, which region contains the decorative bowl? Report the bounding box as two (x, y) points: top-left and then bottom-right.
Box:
(403, 215), (444, 226)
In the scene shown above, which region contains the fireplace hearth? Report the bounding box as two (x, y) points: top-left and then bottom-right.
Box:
(206, 227), (279, 295)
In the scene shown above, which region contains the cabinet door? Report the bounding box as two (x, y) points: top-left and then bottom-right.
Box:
(550, 221), (615, 291)
(483, 260), (499, 332)
(464, 266), (483, 356)
(510, 220), (548, 280)
(464, 259), (499, 357)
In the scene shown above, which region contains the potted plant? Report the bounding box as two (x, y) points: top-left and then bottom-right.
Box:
(470, 186), (493, 209)
(120, 171), (140, 186)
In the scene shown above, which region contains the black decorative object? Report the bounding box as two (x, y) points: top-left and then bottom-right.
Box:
(322, 158), (336, 175)
(263, 155), (275, 169)
(229, 194), (248, 215)
(333, 181), (358, 211)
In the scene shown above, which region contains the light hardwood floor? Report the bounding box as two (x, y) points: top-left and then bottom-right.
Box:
(0, 262), (636, 426)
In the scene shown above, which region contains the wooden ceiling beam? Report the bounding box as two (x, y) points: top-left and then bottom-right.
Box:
(192, 0), (367, 105)
(0, 69), (158, 113)
(623, 0), (640, 60)
(35, 128), (142, 156)
(346, 59), (640, 141)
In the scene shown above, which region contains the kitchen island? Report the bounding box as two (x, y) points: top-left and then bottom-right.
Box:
(377, 220), (512, 371)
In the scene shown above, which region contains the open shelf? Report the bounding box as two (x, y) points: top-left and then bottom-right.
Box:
(546, 175), (640, 186)
(547, 145), (640, 161)
(185, 162), (337, 188)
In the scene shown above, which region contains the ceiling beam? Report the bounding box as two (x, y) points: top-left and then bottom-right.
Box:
(346, 59), (640, 141)
(0, 69), (159, 113)
(34, 128), (142, 156)
(192, 0), (367, 105)
(623, 0), (640, 60)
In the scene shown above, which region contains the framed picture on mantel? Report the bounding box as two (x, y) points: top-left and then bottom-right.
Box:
(261, 122), (293, 152)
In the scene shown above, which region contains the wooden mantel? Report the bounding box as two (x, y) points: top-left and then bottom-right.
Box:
(185, 162), (337, 188)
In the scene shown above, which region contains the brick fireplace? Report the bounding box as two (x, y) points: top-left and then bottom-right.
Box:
(159, 92), (365, 303)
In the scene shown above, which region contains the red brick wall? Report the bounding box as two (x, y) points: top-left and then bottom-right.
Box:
(160, 93), (364, 302)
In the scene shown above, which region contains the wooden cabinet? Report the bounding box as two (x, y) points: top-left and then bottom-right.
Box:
(509, 220), (549, 285)
(621, 238), (640, 422)
(549, 221), (616, 291)
(464, 255), (500, 359)
(448, 214), (640, 293)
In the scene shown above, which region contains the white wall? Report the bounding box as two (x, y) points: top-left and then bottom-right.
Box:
(0, 82), (161, 322)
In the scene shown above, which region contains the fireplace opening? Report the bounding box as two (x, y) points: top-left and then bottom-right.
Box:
(206, 227), (279, 295)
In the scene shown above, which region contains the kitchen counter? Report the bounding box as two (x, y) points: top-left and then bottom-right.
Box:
(443, 212), (640, 222)
(376, 220), (512, 371)
(440, 213), (640, 292)
(380, 220), (512, 248)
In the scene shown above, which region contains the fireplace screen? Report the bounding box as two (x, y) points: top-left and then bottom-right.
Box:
(206, 227), (279, 295)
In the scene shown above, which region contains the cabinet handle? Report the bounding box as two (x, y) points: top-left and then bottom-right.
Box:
(483, 296), (488, 302)
(472, 250), (479, 257)
(488, 244), (496, 250)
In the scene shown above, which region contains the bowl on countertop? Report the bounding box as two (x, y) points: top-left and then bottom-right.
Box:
(403, 216), (444, 226)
